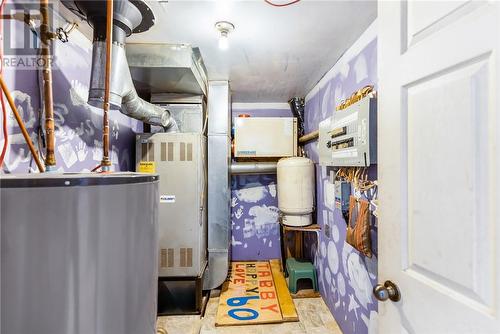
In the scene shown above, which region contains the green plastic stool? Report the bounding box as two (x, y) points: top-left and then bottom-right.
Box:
(286, 258), (318, 294)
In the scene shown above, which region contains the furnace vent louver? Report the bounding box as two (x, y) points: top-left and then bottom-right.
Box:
(180, 142), (193, 161)
(151, 142), (194, 162)
(180, 248), (193, 268)
(141, 142), (154, 161)
(160, 248), (175, 268)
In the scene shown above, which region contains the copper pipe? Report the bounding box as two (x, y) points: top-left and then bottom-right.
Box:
(40, 0), (56, 169)
(299, 130), (319, 144)
(100, 0), (113, 169)
(0, 76), (45, 172)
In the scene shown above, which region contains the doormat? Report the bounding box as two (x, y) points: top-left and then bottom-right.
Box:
(215, 260), (298, 326)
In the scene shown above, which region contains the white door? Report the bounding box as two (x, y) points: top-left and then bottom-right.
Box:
(378, 1), (500, 333)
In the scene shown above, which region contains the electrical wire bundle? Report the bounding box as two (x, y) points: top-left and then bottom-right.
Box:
(336, 85), (375, 111)
(335, 167), (377, 193)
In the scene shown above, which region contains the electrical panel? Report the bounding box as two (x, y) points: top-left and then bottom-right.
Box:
(136, 133), (207, 278)
(234, 117), (297, 158)
(319, 97), (377, 166)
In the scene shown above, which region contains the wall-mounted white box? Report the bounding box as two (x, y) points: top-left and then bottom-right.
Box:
(234, 117), (297, 158)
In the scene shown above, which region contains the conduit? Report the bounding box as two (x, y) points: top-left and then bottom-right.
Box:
(100, 0), (113, 170)
(40, 0), (56, 170)
(0, 77), (45, 172)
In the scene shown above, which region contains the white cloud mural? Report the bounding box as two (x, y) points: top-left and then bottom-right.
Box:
(235, 185), (268, 203)
(2, 30), (141, 175)
(354, 54), (368, 84)
(332, 223), (340, 243)
(327, 241), (340, 274)
(268, 183), (277, 198)
(303, 36), (378, 334)
(337, 272), (346, 297)
(320, 241), (327, 258)
(231, 175), (281, 260)
(347, 252), (373, 310)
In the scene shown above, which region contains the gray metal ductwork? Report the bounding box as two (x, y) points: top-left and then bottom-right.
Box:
(204, 81), (231, 290)
(62, 0), (177, 130)
(230, 162), (277, 175)
(90, 42), (177, 130)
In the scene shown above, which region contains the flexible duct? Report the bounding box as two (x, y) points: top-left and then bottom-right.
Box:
(289, 97), (305, 137)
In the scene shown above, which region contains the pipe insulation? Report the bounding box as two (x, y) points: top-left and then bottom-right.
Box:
(230, 162), (277, 175)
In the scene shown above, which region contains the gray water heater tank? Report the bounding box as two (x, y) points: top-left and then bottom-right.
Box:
(1, 173), (159, 334)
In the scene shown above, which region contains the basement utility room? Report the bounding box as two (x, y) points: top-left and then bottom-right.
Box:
(1, 1), (499, 334)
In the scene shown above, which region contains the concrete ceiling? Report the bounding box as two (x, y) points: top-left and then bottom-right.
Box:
(127, 0), (377, 103)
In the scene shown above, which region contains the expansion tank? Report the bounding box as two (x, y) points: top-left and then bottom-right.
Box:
(277, 157), (315, 227)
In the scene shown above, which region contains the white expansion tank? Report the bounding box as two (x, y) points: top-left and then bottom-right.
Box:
(277, 157), (315, 226)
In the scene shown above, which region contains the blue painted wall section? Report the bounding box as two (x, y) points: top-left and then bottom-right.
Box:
(231, 174), (281, 261)
(303, 28), (379, 334)
(1, 23), (139, 174)
(230, 108), (291, 261)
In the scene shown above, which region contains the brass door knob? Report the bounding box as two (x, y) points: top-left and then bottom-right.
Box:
(373, 280), (401, 302)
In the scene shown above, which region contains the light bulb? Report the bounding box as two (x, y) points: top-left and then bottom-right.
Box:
(215, 21), (234, 51)
(219, 31), (229, 50)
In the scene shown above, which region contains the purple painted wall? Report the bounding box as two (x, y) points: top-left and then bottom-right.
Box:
(304, 32), (379, 334)
(230, 107), (292, 261)
(1, 23), (139, 174)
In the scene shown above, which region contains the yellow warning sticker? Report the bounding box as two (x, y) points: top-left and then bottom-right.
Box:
(138, 161), (156, 174)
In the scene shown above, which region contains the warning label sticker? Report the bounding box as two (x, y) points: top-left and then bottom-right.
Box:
(138, 161), (155, 174)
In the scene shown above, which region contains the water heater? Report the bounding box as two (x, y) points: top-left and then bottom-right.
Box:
(277, 157), (315, 227)
(1, 173), (159, 334)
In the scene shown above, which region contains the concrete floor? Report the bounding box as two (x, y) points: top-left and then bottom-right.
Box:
(157, 296), (343, 334)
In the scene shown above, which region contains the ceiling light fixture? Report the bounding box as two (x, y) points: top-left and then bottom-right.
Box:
(215, 21), (235, 51)
(264, 0), (301, 7)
